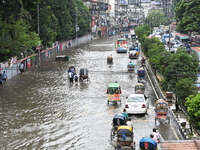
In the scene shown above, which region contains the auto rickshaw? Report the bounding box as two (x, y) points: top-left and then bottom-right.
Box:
(135, 83), (145, 94)
(79, 68), (89, 83)
(106, 82), (122, 104)
(155, 99), (170, 125)
(115, 125), (135, 150)
(110, 113), (126, 140)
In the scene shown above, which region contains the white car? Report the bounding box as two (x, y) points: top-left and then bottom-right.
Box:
(125, 94), (149, 115)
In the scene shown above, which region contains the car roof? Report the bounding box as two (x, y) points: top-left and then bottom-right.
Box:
(128, 94), (144, 97)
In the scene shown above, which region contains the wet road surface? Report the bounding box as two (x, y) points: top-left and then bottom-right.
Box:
(0, 35), (183, 150)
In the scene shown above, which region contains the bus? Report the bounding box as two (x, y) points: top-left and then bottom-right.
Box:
(115, 38), (127, 53)
(173, 33), (190, 43)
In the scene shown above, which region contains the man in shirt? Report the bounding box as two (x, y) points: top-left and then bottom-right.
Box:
(152, 128), (161, 143)
(68, 71), (74, 85)
(126, 118), (134, 130)
(2, 71), (7, 83)
(122, 109), (129, 122)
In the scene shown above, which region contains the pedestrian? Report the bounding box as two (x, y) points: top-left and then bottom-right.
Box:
(126, 118), (134, 130)
(2, 71), (7, 83)
(74, 73), (78, 85)
(152, 128), (161, 143)
(19, 62), (25, 74)
(68, 70), (74, 85)
(122, 108), (129, 122)
(0, 73), (2, 85)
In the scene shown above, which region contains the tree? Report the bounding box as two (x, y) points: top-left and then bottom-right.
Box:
(0, 16), (40, 61)
(161, 49), (198, 98)
(144, 9), (169, 30)
(175, 78), (197, 105)
(175, 0), (200, 33)
(185, 94), (200, 129)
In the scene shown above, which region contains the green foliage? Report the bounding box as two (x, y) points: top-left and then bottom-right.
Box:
(0, 0), (91, 61)
(0, 16), (40, 61)
(185, 94), (200, 129)
(135, 25), (150, 41)
(161, 49), (198, 94)
(175, 78), (197, 104)
(144, 9), (169, 29)
(175, 0), (200, 33)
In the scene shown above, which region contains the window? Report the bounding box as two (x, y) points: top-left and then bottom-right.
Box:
(128, 97), (144, 102)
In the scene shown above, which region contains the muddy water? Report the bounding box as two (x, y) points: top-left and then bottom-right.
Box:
(0, 36), (182, 150)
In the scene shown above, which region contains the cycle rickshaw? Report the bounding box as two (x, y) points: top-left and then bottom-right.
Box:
(135, 83), (145, 94)
(155, 99), (170, 125)
(139, 137), (157, 150)
(79, 68), (89, 83)
(115, 125), (135, 150)
(110, 113), (126, 140)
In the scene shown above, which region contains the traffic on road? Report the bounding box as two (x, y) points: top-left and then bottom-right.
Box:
(0, 34), (183, 149)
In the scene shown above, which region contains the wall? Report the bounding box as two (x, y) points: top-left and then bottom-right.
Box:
(0, 34), (92, 79)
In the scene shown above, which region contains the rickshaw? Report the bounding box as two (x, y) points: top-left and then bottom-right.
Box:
(115, 125), (135, 150)
(155, 99), (170, 125)
(137, 68), (145, 82)
(135, 83), (145, 94)
(79, 68), (89, 83)
(139, 137), (157, 150)
(127, 62), (135, 72)
(110, 113), (126, 140)
(107, 55), (113, 64)
(106, 82), (122, 104)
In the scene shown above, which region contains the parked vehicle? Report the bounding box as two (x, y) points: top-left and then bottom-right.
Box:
(135, 83), (145, 94)
(125, 94), (149, 115)
(115, 125), (135, 150)
(154, 99), (170, 125)
(110, 113), (126, 140)
(173, 33), (190, 43)
(106, 82), (122, 104)
(115, 38), (127, 53)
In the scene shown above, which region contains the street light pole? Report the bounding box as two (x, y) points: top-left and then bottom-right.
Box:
(75, 7), (79, 47)
(37, 2), (41, 68)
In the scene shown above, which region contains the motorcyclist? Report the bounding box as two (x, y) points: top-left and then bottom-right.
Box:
(141, 57), (146, 65)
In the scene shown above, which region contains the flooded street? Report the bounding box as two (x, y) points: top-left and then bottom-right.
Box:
(0, 36), (182, 150)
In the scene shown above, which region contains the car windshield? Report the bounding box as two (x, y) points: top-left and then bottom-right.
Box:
(128, 96), (144, 102)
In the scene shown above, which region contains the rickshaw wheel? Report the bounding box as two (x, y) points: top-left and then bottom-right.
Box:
(110, 128), (115, 140)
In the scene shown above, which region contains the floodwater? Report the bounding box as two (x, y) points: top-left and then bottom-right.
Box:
(0, 35), (183, 150)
